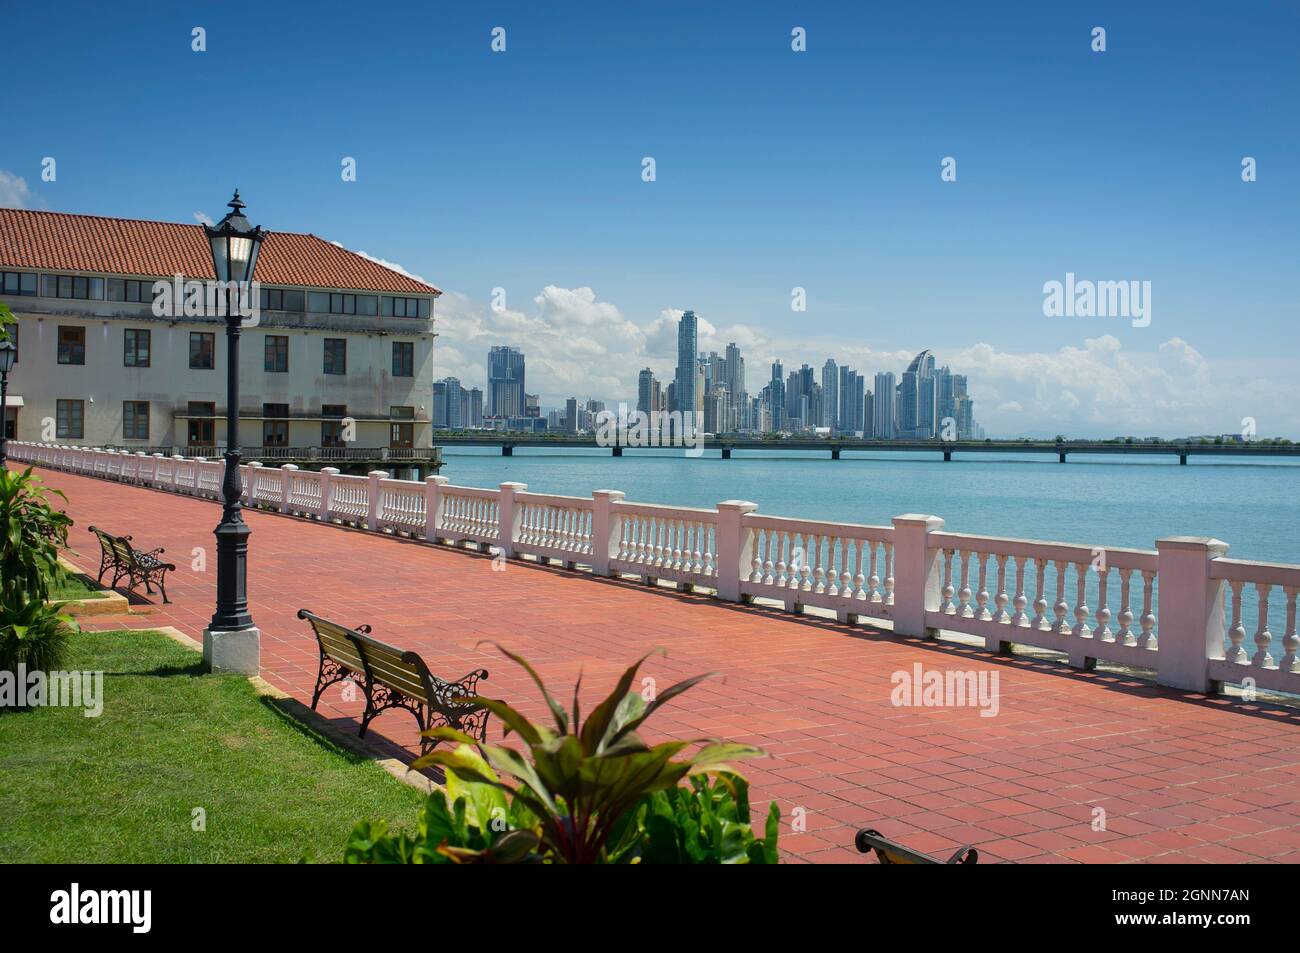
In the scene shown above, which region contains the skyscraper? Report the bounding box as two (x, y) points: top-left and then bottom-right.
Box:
(769, 361), (785, 432)
(822, 359), (839, 430)
(433, 377), (464, 429)
(487, 345), (526, 418)
(725, 343), (745, 431)
(873, 372), (897, 438)
(899, 349), (937, 438)
(637, 368), (660, 416)
(675, 311), (699, 425)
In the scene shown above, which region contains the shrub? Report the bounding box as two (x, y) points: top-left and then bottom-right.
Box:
(0, 468), (73, 608)
(344, 647), (780, 864)
(0, 600), (78, 676)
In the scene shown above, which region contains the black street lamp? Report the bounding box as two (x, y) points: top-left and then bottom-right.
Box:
(0, 339), (15, 466)
(203, 191), (264, 641)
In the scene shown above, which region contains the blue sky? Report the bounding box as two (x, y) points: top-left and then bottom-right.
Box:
(3, 1), (1297, 435)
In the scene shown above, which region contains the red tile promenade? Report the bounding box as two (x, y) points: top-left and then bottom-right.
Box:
(33, 464), (1300, 864)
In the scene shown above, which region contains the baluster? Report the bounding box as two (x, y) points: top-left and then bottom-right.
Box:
(1251, 583), (1274, 668)
(1116, 568), (1134, 644)
(1280, 588), (1299, 673)
(941, 549), (955, 614)
(827, 538), (842, 597)
(1011, 556), (1028, 626)
(1032, 559), (1048, 629)
(790, 527), (800, 587)
(867, 542), (880, 603)
(958, 550), (973, 617)
(975, 552), (991, 620)
(809, 534), (823, 593)
(1137, 571), (1156, 650)
(883, 543), (895, 606)
(1072, 561), (1091, 637)
(850, 539), (864, 601)
(993, 553), (1009, 622)
(1052, 560), (1070, 634)
(1094, 566), (1112, 641)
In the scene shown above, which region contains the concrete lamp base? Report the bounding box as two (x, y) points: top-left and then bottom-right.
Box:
(202, 626), (261, 675)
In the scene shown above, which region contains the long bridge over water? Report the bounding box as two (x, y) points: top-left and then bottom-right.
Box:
(433, 433), (1300, 464)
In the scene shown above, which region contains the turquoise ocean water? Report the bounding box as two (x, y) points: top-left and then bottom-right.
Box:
(439, 447), (1300, 565)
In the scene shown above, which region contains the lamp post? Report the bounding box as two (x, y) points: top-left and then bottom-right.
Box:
(201, 191), (264, 674)
(0, 339), (15, 466)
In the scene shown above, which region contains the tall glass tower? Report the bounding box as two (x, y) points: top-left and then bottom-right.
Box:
(674, 311), (699, 419)
(487, 345), (525, 418)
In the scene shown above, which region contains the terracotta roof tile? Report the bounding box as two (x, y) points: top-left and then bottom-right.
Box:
(0, 207), (439, 295)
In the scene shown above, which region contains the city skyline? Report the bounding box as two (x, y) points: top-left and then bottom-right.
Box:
(2, 2), (1294, 438)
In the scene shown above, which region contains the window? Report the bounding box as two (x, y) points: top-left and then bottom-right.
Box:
(321, 404), (347, 447)
(107, 278), (155, 303)
(392, 341), (414, 377)
(57, 326), (85, 365)
(390, 406), (414, 449)
(323, 338), (346, 375)
(123, 401), (149, 440)
(190, 332), (215, 369)
(262, 403), (289, 447)
(123, 328), (151, 367)
(356, 295), (378, 316)
(307, 291), (330, 313)
(2, 272), (38, 296)
(382, 296), (429, 318)
(188, 402), (215, 447)
(257, 288), (306, 312)
(56, 399), (84, 439)
(264, 335), (289, 373)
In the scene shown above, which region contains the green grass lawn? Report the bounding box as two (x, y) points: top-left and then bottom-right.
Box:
(0, 629), (424, 863)
(49, 571), (106, 601)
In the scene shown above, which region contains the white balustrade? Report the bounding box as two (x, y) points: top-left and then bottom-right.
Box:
(376, 478), (426, 535)
(610, 501), (718, 589)
(8, 439), (1300, 701)
(1209, 558), (1300, 695)
(928, 532), (1160, 669)
(437, 485), (501, 545)
(285, 469), (324, 517)
(741, 513), (893, 621)
(325, 473), (369, 525)
(512, 491), (594, 564)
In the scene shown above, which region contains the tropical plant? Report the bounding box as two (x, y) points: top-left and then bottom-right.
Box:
(345, 745), (540, 863)
(609, 772), (779, 864)
(0, 599), (78, 675)
(0, 301), (14, 342)
(0, 468), (73, 608)
(344, 647), (780, 864)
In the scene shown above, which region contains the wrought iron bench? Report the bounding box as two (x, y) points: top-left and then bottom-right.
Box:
(87, 526), (176, 603)
(297, 609), (490, 752)
(855, 828), (979, 865)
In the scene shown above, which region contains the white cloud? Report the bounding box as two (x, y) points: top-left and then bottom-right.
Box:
(429, 285), (1300, 438)
(193, 210), (214, 227)
(0, 170), (32, 209)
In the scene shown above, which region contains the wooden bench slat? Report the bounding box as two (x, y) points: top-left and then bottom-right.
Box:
(297, 609), (490, 753)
